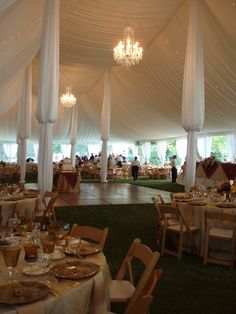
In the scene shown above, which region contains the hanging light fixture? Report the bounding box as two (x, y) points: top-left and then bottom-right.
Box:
(60, 86), (76, 108)
(113, 25), (143, 68)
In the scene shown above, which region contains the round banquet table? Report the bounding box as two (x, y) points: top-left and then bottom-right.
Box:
(177, 199), (236, 256)
(0, 243), (111, 314)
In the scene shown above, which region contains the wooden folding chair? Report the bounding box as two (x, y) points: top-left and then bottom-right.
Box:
(69, 224), (109, 250)
(109, 238), (160, 313)
(203, 210), (236, 269)
(158, 204), (198, 261)
(35, 191), (58, 227)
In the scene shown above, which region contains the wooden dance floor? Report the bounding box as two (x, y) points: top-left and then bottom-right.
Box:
(55, 183), (171, 207)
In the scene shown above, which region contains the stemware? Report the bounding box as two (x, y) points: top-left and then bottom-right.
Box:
(1, 244), (21, 280)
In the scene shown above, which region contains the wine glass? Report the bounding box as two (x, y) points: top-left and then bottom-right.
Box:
(1, 244), (21, 280)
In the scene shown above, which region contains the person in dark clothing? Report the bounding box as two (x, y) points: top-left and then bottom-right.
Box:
(170, 155), (177, 183)
(131, 156), (141, 181)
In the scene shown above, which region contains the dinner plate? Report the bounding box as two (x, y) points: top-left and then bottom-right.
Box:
(64, 243), (101, 257)
(0, 281), (49, 305)
(216, 203), (236, 208)
(52, 260), (100, 279)
(23, 265), (51, 276)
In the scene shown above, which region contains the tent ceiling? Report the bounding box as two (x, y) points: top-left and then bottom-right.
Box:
(0, 0), (236, 144)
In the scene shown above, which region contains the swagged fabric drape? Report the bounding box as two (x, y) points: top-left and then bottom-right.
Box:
(36, 0), (59, 195)
(70, 104), (79, 167)
(181, 0), (204, 189)
(17, 64), (32, 183)
(101, 69), (112, 182)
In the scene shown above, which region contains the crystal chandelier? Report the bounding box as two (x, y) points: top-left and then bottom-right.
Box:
(60, 86), (76, 108)
(113, 26), (143, 68)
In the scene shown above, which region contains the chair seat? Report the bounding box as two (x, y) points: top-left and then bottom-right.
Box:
(167, 224), (198, 233)
(110, 280), (135, 302)
(209, 227), (233, 239)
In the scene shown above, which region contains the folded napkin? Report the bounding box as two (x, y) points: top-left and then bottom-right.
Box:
(15, 301), (44, 314)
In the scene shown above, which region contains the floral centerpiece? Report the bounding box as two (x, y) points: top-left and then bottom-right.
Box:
(200, 156), (218, 169)
(217, 180), (231, 193)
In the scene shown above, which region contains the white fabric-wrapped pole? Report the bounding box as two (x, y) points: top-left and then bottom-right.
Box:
(181, 0), (204, 189)
(70, 105), (78, 167)
(36, 0), (59, 195)
(101, 69), (112, 182)
(17, 64), (32, 183)
(185, 131), (197, 188)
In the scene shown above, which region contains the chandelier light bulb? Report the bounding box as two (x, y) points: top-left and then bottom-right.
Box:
(113, 26), (143, 68)
(61, 86), (76, 108)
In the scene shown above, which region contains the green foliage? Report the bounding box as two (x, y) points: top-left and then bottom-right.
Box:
(52, 144), (62, 153)
(211, 135), (227, 161)
(76, 144), (88, 157)
(136, 142), (143, 160)
(166, 140), (176, 161)
(149, 142), (160, 165)
(127, 147), (133, 162)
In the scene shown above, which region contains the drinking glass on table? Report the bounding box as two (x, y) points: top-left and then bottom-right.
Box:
(23, 239), (39, 262)
(40, 233), (56, 257)
(68, 236), (82, 257)
(1, 243), (21, 280)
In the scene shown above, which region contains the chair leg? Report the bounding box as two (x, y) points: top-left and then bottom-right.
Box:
(229, 237), (235, 270)
(203, 231), (209, 266)
(160, 226), (166, 256)
(178, 231), (183, 261)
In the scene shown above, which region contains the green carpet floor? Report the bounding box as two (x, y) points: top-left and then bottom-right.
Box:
(55, 203), (236, 314)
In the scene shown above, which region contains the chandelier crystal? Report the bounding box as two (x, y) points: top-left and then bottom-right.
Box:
(60, 86), (76, 108)
(113, 26), (143, 68)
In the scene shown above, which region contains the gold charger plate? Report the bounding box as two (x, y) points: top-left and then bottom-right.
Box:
(0, 281), (49, 305)
(52, 260), (100, 279)
(216, 203), (236, 208)
(64, 243), (101, 257)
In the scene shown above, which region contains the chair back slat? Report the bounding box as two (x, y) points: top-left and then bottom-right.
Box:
(69, 224), (109, 249)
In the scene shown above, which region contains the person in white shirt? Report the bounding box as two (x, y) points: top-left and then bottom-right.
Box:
(131, 156), (141, 181)
(170, 155), (177, 183)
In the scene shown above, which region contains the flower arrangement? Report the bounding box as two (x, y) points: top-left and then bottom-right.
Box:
(217, 180), (231, 193)
(200, 156), (218, 169)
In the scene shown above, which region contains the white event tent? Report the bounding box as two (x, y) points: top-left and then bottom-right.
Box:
(0, 0), (236, 191)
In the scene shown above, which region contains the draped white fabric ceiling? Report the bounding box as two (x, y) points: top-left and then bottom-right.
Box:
(0, 0), (236, 144)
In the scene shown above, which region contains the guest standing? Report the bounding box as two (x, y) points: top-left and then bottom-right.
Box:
(170, 155), (177, 183)
(131, 156), (141, 181)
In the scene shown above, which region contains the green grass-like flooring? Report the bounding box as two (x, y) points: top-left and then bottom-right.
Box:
(55, 204), (236, 314)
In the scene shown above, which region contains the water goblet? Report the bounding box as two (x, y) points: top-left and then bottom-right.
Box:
(1, 244), (21, 280)
(68, 237), (82, 258)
